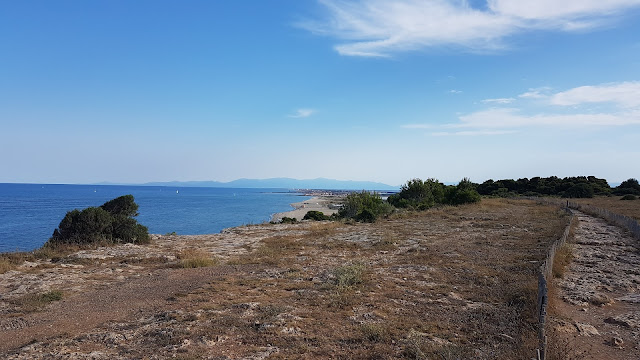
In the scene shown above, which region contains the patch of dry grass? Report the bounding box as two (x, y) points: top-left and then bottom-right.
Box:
(553, 243), (574, 279)
(0, 251), (38, 273)
(307, 221), (342, 237)
(177, 248), (218, 268)
(11, 290), (64, 313)
(0, 258), (13, 274)
(573, 196), (640, 221)
(227, 235), (301, 266)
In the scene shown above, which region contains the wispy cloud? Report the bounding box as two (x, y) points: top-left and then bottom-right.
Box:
(449, 89), (463, 94)
(481, 97), (515, 104)
(459, 82), (640, 128)
(288, 108), (317, 118)
(550, 81), (640, 108)
(403, 81), (640, 133)
(402, 124), (434, 129)
(431, 130), (518, 136)
(456, 108), (640, 128)
(301, 0), (640, 56)
(518, 87), (552, 99)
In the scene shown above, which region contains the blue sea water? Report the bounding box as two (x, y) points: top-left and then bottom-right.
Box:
(0, 184), (307, 252)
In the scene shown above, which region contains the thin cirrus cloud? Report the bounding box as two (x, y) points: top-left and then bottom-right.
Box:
(288, 108), (317, 118)
(458, 82), (640, 128)
(455, 108), (640, 128)
(301, 0), (640, 56)
(518, 88), (551, 99)
(431, 130), (518, 136)
(550, 81), (640, 108)
(481, 97), (515, 104)
(404, 81), (640, 134)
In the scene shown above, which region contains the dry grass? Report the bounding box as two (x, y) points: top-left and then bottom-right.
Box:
(227, 235), (301, 266)
(0, 258), (13, 274)
(0, 251), (38, 273)
(2, 198), (571, 359)
(572, 196), (640, 221)
(140, 198), (567, 359)
(11, 290), (64, 313)
(177, 248), (218, 268)
(553, 243), (574, 279)
(307, 221), (342, 237)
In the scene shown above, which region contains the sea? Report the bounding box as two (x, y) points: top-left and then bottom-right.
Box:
(0, 183), (308, 253)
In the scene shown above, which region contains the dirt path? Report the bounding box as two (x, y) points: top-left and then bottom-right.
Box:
(551, 211), (640, 359)
(0, 265), (248, 354)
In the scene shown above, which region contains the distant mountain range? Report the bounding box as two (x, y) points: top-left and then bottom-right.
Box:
(139, 178), (399, 190)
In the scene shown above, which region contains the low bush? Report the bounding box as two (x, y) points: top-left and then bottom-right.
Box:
(613, 178), (640, 196)
(332, 263), (365, 288)
(388, 178), (445, 209)
(48, 195), (149, 246)
(561, 183), (595, 198)
(338, 191), (393, 223)
(303, 210), (330, 221)
(280, 217), (298, 224)
(445, 178), (482, 205)
(390, 178), (481, 210)
(15, 290), (64, 312)
(621, 194), (638, 200)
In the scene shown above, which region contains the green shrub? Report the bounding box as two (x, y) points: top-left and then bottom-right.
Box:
(333, 263), (365, 287)
(39, 290), (63, 302)
(390, 178), (480, 208)
(562, 183), (595, 198)
(280, 217), (298, 224)
(621, 194), (638, 200)
(49, 195), (149, 246)
(101, 194), (139, 217)
(614, 178), (640, 196)
(388, 178), (445, 209)
(303, 210), (330, 221)
(51, 207), (113, 244)
(338, 191), (393, 222)
(444, 178), (482, 205)
(111, 216), (150, 244)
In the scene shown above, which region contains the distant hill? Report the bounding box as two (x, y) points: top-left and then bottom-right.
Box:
(142, 178), (398, 191)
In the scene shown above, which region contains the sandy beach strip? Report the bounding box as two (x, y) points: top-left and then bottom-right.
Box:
(271, 196), (339, 222)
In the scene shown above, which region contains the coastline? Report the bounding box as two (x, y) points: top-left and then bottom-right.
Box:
(271, 196), (340, 222)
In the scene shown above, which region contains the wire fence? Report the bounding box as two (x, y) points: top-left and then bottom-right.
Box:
(526, 196), (640, 359)
(533, 206), (575, 360)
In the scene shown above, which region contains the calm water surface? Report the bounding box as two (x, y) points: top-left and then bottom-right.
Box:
(0, 184), (306, 252)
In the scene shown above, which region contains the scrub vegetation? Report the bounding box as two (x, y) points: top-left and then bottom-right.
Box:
(48, 195), (149, 246)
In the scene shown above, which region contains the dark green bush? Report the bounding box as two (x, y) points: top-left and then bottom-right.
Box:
(339, 191), (393, 223)
(111, 216), (150, 244)
(477, 176), (612, 197)
(49, 195), (149, 245)
(280, 217), (298, 224)
(614, 178), (640, 196)
(101, 194), (139, 217)
(445, 178), (482, 205)
(621, 194), (638, 200)
(388, 178), (445, 209)
(51, 207), (113, 244)
(303, 210), (330, 221)
(562, 183), (595, 198)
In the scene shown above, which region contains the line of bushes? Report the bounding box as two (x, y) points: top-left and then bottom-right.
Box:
(475, 176), (639, 198)
(299, 178), (481, 224)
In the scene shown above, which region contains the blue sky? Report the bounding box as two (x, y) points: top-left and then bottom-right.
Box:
(2, 0), (640, 186)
